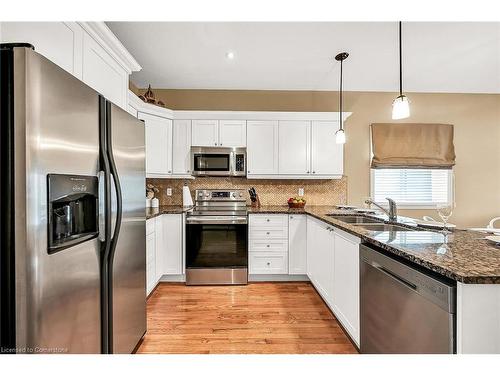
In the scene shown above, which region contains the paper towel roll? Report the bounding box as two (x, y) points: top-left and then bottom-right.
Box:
(183, 185), (194, 207)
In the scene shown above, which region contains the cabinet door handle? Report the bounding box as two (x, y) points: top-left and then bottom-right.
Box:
(290, 216), (293, 219)
(214, 142), (217, 146)
(306, 171), (310, 174)
(267, 262), (271, 266)
(266, 219), (270, 222)
(220, 143), (222, 146)
(168, 170), (172, 173)
(313, 171), (316, 174)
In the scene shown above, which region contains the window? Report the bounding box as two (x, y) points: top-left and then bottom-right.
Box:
(370, 169), (453, 208)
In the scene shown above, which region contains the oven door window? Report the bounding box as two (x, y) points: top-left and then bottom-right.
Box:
(186, 224), (247, 268)
(193, 154), (230, 172)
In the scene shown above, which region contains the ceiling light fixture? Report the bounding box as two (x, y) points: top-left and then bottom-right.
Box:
(335, 52), (349, 144)
(392, 21), (410, 120)
(226, 51), (235, 60)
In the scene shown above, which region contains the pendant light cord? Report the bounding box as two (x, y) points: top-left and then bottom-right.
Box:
(339, 58), (343, 130)
(399, 21), (403, 97)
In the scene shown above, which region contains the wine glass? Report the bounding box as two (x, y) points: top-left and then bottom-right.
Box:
(436, 203), (454, 235)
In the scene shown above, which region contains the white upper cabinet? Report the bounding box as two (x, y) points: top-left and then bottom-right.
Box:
(0, 22), (83, 77)
(191, 119), (246, 147)
(82, 32), (127, 109)
(172, 120), (192, 176)
(219, 120), (246, 147)
(247, 121), (279, 176)
(139, 112), (173, 177)
(288, 214), (307, 275)
(279, 121), (311, 175)
(0, 22), (141, 110)
(311, 121), (343, 176)
(192, 120), (219, 147)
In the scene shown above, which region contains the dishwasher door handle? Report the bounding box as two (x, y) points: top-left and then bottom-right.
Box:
(372, 262), (417, 291)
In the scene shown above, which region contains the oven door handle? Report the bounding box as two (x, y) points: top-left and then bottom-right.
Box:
(186, 216), (248, 225)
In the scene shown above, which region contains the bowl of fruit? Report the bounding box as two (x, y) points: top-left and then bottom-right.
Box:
(287, 197), (306, 208)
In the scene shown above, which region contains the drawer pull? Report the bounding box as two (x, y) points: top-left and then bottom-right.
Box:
(266, 232), (270, 235)
(267, 262), (271, 266)
(266, 219), (270, 222)
(266, 244), (270, 247)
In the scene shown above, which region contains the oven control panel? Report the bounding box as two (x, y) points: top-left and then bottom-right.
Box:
(195, 189), (246, 202)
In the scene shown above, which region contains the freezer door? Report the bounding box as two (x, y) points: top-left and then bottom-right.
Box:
(108, 103), (146, 353)
(12, 48), (101, 353)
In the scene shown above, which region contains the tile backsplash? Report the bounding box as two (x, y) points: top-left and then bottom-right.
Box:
(147, 177), (347, 206)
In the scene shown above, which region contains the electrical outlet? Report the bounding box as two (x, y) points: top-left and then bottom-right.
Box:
(298, 188), (304, 197)
(166, 188), (172, 196)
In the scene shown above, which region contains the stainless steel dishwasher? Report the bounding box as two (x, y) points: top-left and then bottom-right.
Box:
(360, 244), (456, 354)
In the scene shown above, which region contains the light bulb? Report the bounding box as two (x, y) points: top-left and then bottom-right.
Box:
(392, 95), (410, 120)
(335, 129), (346, 144)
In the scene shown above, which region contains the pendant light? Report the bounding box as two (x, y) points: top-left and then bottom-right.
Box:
(335, 52), (349, 144)
(392, 21), (410, 119)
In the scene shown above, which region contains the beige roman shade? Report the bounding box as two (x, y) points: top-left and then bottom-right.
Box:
(371, 123), (456, 169)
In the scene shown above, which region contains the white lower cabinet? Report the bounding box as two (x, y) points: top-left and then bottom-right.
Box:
(146, 214), (183, 296)
(146, 219), (156, 295)
(146, 233), (156, 295)
(288, 214), (307, 274)
(249, 252), (288, 274)
(332, 228), (361, 346)
(305, 215), (360, 346)
(306, 216), (335, 307)
(249, 214), (288, 275)
(162, 214), (183, 275)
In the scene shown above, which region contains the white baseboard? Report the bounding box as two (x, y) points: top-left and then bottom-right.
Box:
(248, 274), (309, 282)
(159, 274), (186, 282)
(157, 274), (309, 283)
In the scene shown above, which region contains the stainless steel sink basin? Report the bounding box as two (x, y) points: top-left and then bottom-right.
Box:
(327, 215), (382, 224)
(355, 223), (413, 231)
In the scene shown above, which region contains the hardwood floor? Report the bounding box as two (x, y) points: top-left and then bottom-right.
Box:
(137, 282), (358, 354)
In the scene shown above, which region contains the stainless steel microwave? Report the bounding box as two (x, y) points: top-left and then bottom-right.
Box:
(191, 147), (246, 177)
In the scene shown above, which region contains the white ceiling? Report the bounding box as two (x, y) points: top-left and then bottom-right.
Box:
(107, 22), (500, 93)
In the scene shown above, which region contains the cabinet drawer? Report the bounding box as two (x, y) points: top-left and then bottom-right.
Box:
(249, 239), (288, 253)
(249, 252), (288, 274)
(249, 214), (288, 228)
(250, 227), (288, 239)
(146, 219), (155, 235)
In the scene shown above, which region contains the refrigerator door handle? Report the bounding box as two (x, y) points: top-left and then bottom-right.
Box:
(105, 101), (123, 353)
(98, 170), (107, 242)
(99, 96), (112, 354)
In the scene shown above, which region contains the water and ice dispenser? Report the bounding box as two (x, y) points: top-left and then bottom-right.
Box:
(47, 174), (99, 253)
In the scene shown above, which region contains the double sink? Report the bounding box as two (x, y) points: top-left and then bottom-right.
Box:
(326, 215), (414, 232)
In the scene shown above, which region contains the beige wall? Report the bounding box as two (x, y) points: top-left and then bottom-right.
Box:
(137, 87), (500, 227)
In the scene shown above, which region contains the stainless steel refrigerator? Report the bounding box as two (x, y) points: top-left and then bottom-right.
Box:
(0, 44), (146, 354)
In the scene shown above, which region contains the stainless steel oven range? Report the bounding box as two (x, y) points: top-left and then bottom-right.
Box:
(185, 189), (248, 285)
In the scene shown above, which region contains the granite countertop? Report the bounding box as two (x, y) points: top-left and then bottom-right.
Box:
(249, 205), (500, 284)
(146, 204), (500, 284)
(146, 205), (192, 219)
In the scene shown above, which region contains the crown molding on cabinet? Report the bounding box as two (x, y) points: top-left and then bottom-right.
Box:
(79, 22), (142, 74)
(129, 90), (174, 119)
(172, 111), (352, 122)
(128, 90), (352, 123)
